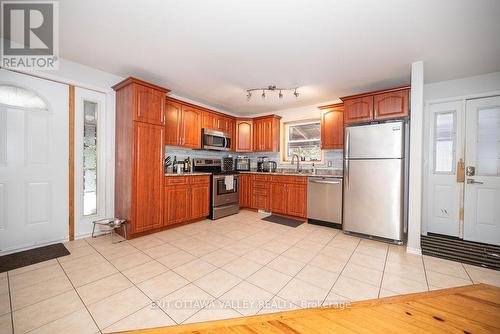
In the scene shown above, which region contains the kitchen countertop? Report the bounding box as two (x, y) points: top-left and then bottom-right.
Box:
(164, 172), (212, 177)
(239, 171), (343, 178)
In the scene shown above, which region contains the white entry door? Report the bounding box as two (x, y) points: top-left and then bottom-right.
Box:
(425, 101), (464, 237)
(464, 96), (500, 245)
(0, 69), (69, 254)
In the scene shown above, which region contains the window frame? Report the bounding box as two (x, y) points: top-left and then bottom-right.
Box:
(74, 87), (107, 238)
(281, 119), (323, 164)
(433, 110), (457, 175)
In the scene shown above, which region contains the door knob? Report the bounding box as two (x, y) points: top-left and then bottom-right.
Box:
(467, 179), (484, 185)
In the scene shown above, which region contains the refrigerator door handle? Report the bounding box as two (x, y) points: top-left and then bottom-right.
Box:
(344, 159), (349, 190)
(345, 131), (350, 159)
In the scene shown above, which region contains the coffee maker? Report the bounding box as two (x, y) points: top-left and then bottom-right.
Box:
(257, 157), (267, 172)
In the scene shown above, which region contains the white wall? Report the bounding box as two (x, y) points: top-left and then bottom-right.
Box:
(424, 71), (500, 101)
(249, 100), (341, 122)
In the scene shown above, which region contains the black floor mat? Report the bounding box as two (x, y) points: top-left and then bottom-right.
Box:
(262, 215), (304, 228)
(0, 243), (70, 273)
(421, 234), (500, 271)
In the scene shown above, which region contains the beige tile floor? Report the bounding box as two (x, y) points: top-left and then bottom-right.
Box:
(1, 209), (500, 334)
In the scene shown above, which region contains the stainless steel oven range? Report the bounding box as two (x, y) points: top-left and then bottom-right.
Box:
(192, 158), (240, 220)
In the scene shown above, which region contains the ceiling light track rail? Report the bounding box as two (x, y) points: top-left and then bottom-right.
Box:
(246, 85), (299, 101)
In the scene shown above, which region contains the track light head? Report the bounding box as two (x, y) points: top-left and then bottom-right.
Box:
(293, 89), (299, 98)
(246, 91), (251, 101)
(261, 90), (266, 99)
(279, 90), (283, 99)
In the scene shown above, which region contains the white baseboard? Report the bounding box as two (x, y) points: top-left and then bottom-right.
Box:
(406, 246), (422, 255)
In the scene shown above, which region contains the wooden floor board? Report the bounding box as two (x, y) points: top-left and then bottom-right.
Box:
(115, 284), (500, 334)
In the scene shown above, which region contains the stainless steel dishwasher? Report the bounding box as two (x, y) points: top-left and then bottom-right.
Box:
(307, 177), (343, 227)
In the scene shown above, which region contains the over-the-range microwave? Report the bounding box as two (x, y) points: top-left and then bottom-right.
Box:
(201, 128), (231, 151)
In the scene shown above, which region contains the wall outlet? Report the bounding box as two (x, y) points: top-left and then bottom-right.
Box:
(327, 160), (333, 167)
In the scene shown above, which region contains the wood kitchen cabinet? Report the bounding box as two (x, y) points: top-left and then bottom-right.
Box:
(164, 184), (191, 225)
(235, 119), (253, 152)
(253, 115), (281, 152)
(270, 183), (287, 214)
(319, 103), (344, 149)
(164, 175), (210, 226)
(202, 111), (234, 134)
(374, 89), (409, 120)
(239, 174), (252, 208)
(113, 77), (170, 238)
(251, 174), (271, 211)
(343, 96), (374, 125)
(165, 98), (202, 148)
(341, 86), (410, 125)
(286, 183), (307, 218)
(270, 175), (307, 218)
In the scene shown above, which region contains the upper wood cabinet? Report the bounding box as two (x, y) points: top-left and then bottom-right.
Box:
(319, 103), (344, 149)
(253, 115), (281, 152)
(343, 96), (374, 125)
(235, 119), (253, 152)
(374, 89), (409, 120)
(181, 106), (202, 148)
(135, 85), (166, 125)
(164, 100), (182, 146)
(341, 86), (410, 125)
(165, 98), (202, 149)
(113, 77), (169, 126)
(112, 77), (170, 238)
(202, 111), (234, 134)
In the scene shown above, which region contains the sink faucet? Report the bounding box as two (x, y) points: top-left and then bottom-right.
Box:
(291, 154), (302, 172)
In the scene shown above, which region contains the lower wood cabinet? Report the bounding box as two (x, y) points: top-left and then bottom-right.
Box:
(242, 173), (307, 219)
(270, 183), (287, 214)
(164, 185), (191, 225)
(190, 182), (210, 219)
(164, 176), (210, 226)
(285, 183), (307, 218)
(270, 176), (307, 218)
(239, 174), (252, 208)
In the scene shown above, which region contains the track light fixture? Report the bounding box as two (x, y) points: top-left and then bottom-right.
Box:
(246, 85), (299, 101)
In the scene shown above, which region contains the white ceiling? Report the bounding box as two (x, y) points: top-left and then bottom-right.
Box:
(60, 0), (500, 115)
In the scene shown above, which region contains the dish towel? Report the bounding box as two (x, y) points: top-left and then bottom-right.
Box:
(224, 175), (234, 190)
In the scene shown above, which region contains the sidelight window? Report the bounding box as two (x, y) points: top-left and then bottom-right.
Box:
(83, 101), (98, 215)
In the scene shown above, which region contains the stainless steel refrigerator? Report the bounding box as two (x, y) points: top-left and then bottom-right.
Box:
(343, 121), (408, 243)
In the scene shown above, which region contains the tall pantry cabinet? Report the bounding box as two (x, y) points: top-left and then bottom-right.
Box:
(113, 77), (169, 237)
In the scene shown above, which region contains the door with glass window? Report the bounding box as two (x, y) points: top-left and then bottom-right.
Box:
(0, 69), (69, 254)
(463, 96), (500, 245)
(426, 101), (463, 237)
